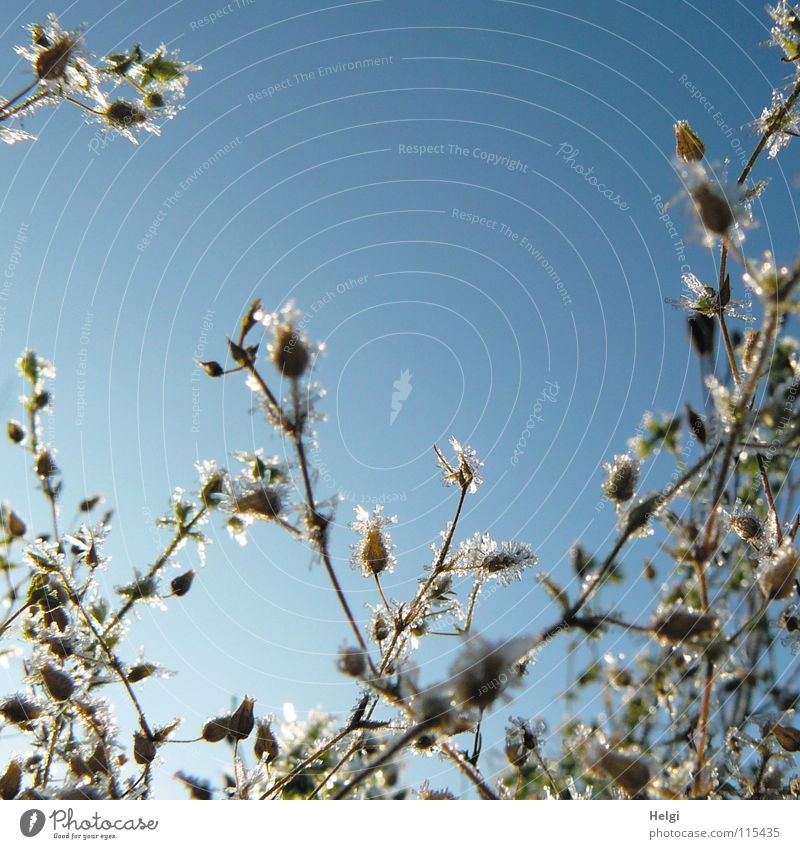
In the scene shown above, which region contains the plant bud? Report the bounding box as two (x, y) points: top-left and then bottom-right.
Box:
(171, 570), (195, 597)
(730, 512), (762, 544)
(652, 607), (717, 643)
(254, 719), (279, 764)
(7, 420), (24, 443)
(758, 545), (800, 601)
(370, 612), (390, 643)
(772, 723), (800, 752)
(105, 100), (147, 128)
(1, 507), (26, 538)
(79, 495), (102, 512)
(337, 646), (368, 678)
(643, 559), (656, 581)
(674, 120), (705, 162)
(602, 454), (639, 503)
(201, 716), (231, 743)
(691, 183), (733, 235)
(360, 526), (390, 576)
(229, 696), (256, 741)
(144, 92), (165, 109)
(0, 759), (21, 800)
(35, 450), (56, 480)
(133, 731), (157, 765)
(197, 359), (224, 378)
(87, 742), (110, 775)
(127, 663), (158, 683)
(272, 326), (309, 378)
(40, 664), (75, 701)
(0, 695), (42, 726)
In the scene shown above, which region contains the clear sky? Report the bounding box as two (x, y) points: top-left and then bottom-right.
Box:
(1, 0), (798, 797)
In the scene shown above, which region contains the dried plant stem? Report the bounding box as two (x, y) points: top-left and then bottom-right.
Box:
(60, 568), (153, 741)
(718, 309), (742, 385)
(379, 483), (468, 674)
(103, 505), (208, 636)
(757, 453), (783, 545)
(333, 723), (429, 799)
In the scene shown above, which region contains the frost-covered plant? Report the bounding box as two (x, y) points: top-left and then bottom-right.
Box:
(4, 6), (800, 802)
(0, 13), (198, 146)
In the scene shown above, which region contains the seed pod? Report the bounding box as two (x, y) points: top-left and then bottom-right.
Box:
(602, 454), (639, 503)
(35, 36), (76, 79)
(370, 612), (390, 643)
(234, 487), (282, 520)
(1, 508), (26, 538)
(643, 559), (657, 581)
(254, 719), (279, 764)
(105, 101), (147, 128)
(691, 183), (734, 235)
(201, 716), (231, 743)
(69, 755), (93, 780)
(133, 731), (157, 765)
(337, 646), (368, 678)
(360, 526), (390, 575)
(7, 420), (24, 443)
(127, 663), (158, 683)
(758, 545), (800, 601)
(0, 695), (42, 726)
(772, 723), (800, 752)
(171, 570), (195, 597)
(781, 610), (800, 633)
(228, 697), (256, 741)
(591, 748), (650, 796)
(674, 120), (705, 162)
(144, 92), (165, 109)
(652, 607), (717, 643)
(0, 758), (21, 800)
(35, 450), (57, 480)
(87, 742), (110, 776)
(40, 664), (75, 702)
(197, 360), (224, 378)
(272, 326), (309, 378)
(730, 512), (762, 544)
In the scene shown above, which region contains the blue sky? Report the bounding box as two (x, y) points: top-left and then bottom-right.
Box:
(1, 0), (799, 796)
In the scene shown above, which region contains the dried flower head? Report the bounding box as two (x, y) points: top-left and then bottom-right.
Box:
(351, 505), (396, 577)
(652, 607), (718, 644)
(254, 718), (280, 763)
(336, 645), (368, 678)
(454, 532), (538, 585)
(435, 437), (484, 494)
(674, 120), (705, 162)
(758, 543), (800, 601)
(256, 302), (319, 379)
(446, 634), (532, 712)
(602, 453), (639, 503)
